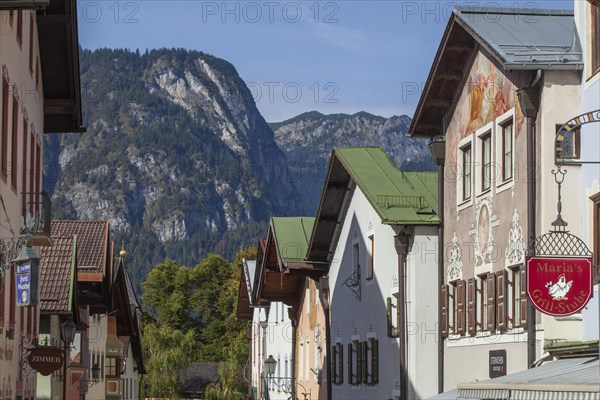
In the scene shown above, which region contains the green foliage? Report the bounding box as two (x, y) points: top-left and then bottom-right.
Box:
(141, 249), (255, 397)
(143, 324), (197, 398)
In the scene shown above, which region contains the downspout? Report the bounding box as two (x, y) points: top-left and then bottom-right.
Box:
(287, 307), (297, 400)
(319, 277), (332, 400)
(517, 69), (542, 368)
(428, 124), (446, 394)
(394, 233), (410, 400)
(438, 159), (444, 394)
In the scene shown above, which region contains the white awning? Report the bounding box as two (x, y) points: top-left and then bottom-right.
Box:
(456, 357), (600, 400)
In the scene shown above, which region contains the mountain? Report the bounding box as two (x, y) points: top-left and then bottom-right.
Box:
(44, 48), (299, 286)
(44, 48), (434, 290)
(269, 111), (435, 214)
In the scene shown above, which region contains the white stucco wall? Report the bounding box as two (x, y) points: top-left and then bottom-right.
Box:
(1, 10), (45, 399)
(328, 185), (438, 400)
(251, 303), (293, 400)
(575, 0), (600, 342)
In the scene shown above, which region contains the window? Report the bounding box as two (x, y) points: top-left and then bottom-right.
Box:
(9, 265), (16, 324)
(35, 58), (40, 90)
(2, 77), (9, 182)
(21, 118), (28, 215)
(105, 356), (119, 377)
(35, 142), (40, 213)
(347, 340), (361, 385)
(353, 243), (360, 279)
(17, 10), (23, 46)
(11, 94), (18, 190)
(454, 280), (466, 335)
(331, 343), (343, 385)
(556, 124), (581, 160)
(592, 1), (600, 75)
(386, 297), (398, 337)
(29, 13), (34, 74)
(364, 338), (379, 385)
(480, 133), (492, 192)
(29, 135), (35, 214)
(475, 274), (495, 332)
(501, 121), (513, 181)
(0, 276), (6, 322)
(461, 144), (472, 201)
(367, 235), (374, 280)
(508, 266), (527, 328)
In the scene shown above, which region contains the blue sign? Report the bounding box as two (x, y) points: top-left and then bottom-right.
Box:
(16, 261), (32, 306)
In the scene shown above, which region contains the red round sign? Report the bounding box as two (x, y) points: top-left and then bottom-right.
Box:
(526, 257), (593, 316)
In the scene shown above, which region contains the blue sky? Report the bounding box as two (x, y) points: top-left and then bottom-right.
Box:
(78, 0), (574, 122)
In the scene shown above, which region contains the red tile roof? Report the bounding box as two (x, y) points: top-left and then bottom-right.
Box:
(51, 220), (109, 274)
(40, 236), (75, 314)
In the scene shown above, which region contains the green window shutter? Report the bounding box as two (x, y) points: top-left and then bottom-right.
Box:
(331, 344), (337, 384)
(362, 341), (368, 384)
(338, 343), (343, 384)
(356, 341), (363, 384)
(372, 338), (379, 384)
(386, 297), (393, 337)
(347, 343), (353, 384)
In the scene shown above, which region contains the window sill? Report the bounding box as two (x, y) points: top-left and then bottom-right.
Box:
(496, 179), (514, 194)
(476, 188), (492, 199)
(457, 197), (473, 212)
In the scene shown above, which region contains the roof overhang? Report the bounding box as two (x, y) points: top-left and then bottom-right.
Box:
(236, 262), (254, 320)
(36, 0), (85, 133)
(308, 152), (355, 263)
(0, 0), (48, 9)
(409, 7), (583, 138)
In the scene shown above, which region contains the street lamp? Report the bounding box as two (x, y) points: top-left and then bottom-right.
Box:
(265, 355), (276, 376)
(79, 363), (100, 393)
(263, 355), (292, 393)
(61, 317), (77, 400)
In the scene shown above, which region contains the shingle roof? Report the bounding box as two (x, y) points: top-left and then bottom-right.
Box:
(51, 221), (108, 274)
(454, 7), (582, 70)
(272, 217), (315, 262)
(334, 148), (439, 225)
(40, 235), (76, 313)
(180, 362), (220, 395)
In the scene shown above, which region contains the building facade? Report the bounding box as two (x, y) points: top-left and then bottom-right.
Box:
(307, 147), (439, 400)
(409, 6), (586, 391)
(0, 1), (82, 398)
(576, 0), (600, 342)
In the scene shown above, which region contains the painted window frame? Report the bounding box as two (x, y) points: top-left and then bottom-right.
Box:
(591, 1), (600, 77)
(495, 108), (516, 193)
(10, 93), (19, 192)
(555, 123), (581, 161)
(475, 122), (494, 197)
(1, 76), (9, 183)
(366, 234), (374, 280)
(457, 134), (474, 211)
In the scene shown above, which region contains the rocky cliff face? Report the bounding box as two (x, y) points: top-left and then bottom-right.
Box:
(45, 48), (298, 282)
(270, 111), (435, 214)
(44, 48), (433, 287)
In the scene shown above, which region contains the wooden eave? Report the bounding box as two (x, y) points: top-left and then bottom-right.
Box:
(111, 259), (134, 337)
(408, 16), (477, 138)
(236, 265), (253, 321)
(36, 0), (85, 133)
(307, 155), (353, 263)
(253, 228), (301, 309)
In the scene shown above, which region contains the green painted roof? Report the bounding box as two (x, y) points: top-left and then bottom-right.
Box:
(272, 217), (315, 262)
(334, 147), (439, 225)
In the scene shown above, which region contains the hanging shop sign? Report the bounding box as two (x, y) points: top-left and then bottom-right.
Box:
(27, 347), (64, 375)
(526, 256), (593, 316)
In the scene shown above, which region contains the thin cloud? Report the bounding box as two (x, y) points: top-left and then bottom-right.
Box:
(311, 23), (367, 53)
